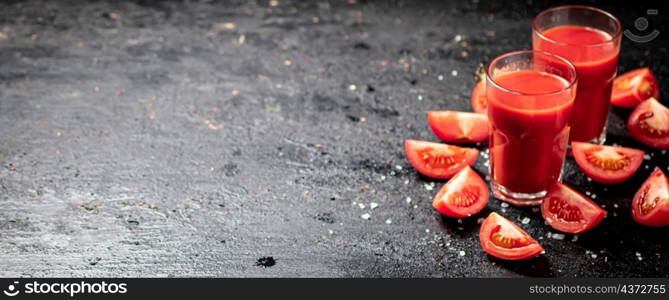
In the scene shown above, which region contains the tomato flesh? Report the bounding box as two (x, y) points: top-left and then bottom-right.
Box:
(612, 68), (660, 108)
(405, 140), (479, 179)
(427, 111), (489, 143)
(628, 98), (669, 149)
(571, 142), (644, 184)
(632, 168), (669, 227)
(479, 212), (544, 260)
(432, 166), (489, 218)
(541, 183), (607, 234)
(470, 81), (488, 114)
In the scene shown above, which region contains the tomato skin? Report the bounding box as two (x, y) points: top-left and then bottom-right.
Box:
(432, 166), (489, 218)
(479, 212), (544, 261)
(405, 140), (479, 179)
(571, 142), (644, 184)
(627, 98), (669, 149)
(632, 168), (669, 227)
(612, 68), (660, 108)
(427, 111), (489, 144)
(541, 183), (607, 234)
(470, 81), (488, 114)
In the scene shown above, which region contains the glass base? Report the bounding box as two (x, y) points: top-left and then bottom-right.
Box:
(567, 127), (607, 156)
(491, 181), (545, 206)
(590, 126), (607, 145)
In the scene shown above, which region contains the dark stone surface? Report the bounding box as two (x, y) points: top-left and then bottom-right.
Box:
(0, 0), (667, 277)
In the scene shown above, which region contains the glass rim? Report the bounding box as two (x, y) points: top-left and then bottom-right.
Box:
(485, 50), (578, 96)
(532, 5), (622, 48)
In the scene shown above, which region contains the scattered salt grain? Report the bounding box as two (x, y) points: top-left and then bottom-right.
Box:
(370, 202), (379, 210)
(328, 229), (334, 235)
(349, 84), (357, 91)
(635, 252), (641, 257)
(459, 250), (466, 256)
(591, 254), (598, 259)
(643, 154), (651, 160)
(395, 165), (403, 170)
(591, 194), (597, 199)
(587, 177), (592, 182)
(613, 204), (619, 208)
(458, 227), (464, 231)
(358, 203), (366, 209)
(500, 202), (509, 208)
(413, 205), (418, 209)
(451, 70), (458, 77)
(521, 217), (531, 224)
(418, 95), (423, 100)
(477, 218), (485, 224)
(404, 180), (409, 185)
(385, 219), (392, 224)
(454, 34), (462, 42)
(662, 150), (667, 155)
(424, 183), (435, 191)
(438, 75), (444, 81)
(361, 213), (371, 220)
(380, 175), (386, 181)
(585, 191), (591, 196)
(457, 219), (463, 224)
(551, 233), (565, 240)
(405, 197), (412, 204)
(425, 229), (430, 233)
(571, 235), (579, 242)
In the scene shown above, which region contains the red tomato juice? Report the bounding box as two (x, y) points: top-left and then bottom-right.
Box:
(534, 25), (619, 142)
(487, 70), (574, 194)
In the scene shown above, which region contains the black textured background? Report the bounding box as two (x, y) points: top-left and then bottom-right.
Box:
(0, 0), (667, 277)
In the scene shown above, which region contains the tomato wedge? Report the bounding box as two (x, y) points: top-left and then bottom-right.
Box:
(541, 183), (607, 234)
(427, 111), (489, 143)
(571, 142), (644, 184)
(470, 81), (488, 114)
(405, 140), (479, 179)
(479, 212), (544, 260)
(627, 98), (669, 149)
(632, 168), (669, 227)
(432, 166), (489, 218)
(612, 68), (660, 108)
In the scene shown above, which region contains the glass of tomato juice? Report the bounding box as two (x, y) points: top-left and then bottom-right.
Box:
(532, 5), (622, 144)
(486, 50), (578, 206)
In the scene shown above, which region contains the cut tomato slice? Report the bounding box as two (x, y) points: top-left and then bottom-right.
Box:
(632, 168), (669, 227)
(432, 166), (489, 218)
(405, 140), (479, 179)
(571, 142), (644, 184)
(541, 183), (607, 234)
(612, 68), (660, 108)
(427, 111), (489, 143)
(479, 212), (544, 260)
(470, 81), (488, 114)
(627, 98), (669, 149)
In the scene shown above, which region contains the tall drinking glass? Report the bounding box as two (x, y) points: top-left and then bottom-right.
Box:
(487, 50), (578, 206)
(533, 5), (622, 144)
